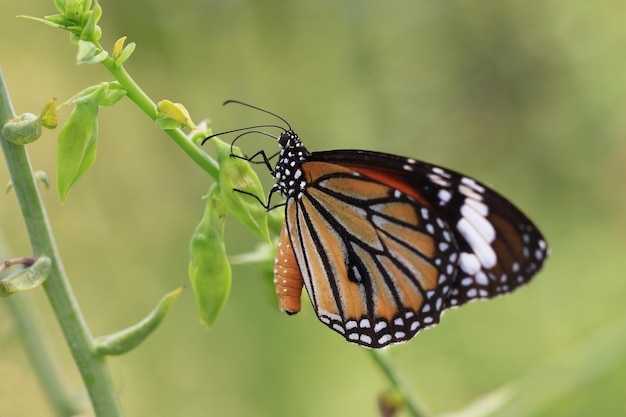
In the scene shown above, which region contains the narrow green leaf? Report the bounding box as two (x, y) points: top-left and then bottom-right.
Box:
(52, 0), (66, 14)
(93, 287), (183, 355)
(18, 14), (67, 29)
(210, 136), (270, 242)
(56, 94), (99, 203)
(0, 257), (51, 297)
(188, 184), (232, 328)
(115, 42), (136, 67)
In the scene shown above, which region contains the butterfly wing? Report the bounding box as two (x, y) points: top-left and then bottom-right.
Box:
(285, 161), (460, 348)
(311, 150), (549, 308)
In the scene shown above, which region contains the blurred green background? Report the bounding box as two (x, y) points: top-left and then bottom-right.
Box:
(2, 1), (626, 416)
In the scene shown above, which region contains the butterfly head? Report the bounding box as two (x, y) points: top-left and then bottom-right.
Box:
(274, 130), (311, 199)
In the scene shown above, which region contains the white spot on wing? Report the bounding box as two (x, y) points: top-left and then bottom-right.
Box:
(457, 218), (497, 269)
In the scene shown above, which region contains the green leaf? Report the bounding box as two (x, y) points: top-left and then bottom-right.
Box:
(210, 136), (271, 242)
(2, 113), (42, 145)
(56, 93), (99, 203)
(80, 2), (102, 42)
(97, 82), (127, 107)
(76, 40), (108, 65)
(94, 287), (183, 355)
(0, 257), (51, 297)
(18, 14), (67, 29)
(52, 0), (66, 14)
(188, 185), (232, 328)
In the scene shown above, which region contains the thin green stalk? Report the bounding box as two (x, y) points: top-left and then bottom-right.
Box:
(0, 67), (124, 416)
(5, 292), (80, 416)
(99, 56), (220, 180)
(369, 349), (431, 417)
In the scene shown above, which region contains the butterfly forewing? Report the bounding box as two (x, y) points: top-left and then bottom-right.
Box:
(284, 161), (459, 348)
(310, 150), (549, 309)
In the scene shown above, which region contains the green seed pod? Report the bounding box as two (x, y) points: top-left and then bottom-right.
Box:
(2, 113), (42, 145)
(56, 93), (99, 203)
(94, 287), (183, 355)
(188, 184), (232, 328)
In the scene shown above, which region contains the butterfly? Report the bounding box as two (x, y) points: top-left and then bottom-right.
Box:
(205, 100), (548, 348)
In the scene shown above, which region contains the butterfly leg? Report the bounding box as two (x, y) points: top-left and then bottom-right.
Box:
(233, 185), (285, 211)
(230, 150), (280, 174)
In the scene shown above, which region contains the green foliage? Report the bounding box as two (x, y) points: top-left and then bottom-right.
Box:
(210, 136), (271, 242)
(94, 287), (183, 355)
(56, 82), (126, 202)
(188, 185), (232, 328)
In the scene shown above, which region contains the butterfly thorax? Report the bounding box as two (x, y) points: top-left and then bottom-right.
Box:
(274, 130), (311, 199)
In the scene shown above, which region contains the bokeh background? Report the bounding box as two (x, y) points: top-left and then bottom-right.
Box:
(1, 1), (626, 416)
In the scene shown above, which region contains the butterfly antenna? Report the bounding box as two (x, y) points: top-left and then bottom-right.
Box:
(231, 130), (280, 149)
(201, 124), (284, 146)
(223, 100), (292, 130)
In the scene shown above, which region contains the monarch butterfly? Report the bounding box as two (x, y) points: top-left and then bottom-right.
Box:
(204, 100), (548, 348)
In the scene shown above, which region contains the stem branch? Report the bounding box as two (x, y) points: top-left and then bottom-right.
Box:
(0, 67), (124, 417)
(369, 349), (431, 417)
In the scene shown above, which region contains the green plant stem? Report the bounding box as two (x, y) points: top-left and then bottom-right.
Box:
(0, 68), (124, 416)
(99, 56), (219, 180)
(5, 291), (80, 416)
(368, 349), (430, 417)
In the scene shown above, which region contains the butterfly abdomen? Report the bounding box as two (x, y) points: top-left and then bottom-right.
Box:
(274, 224), (304, 315)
